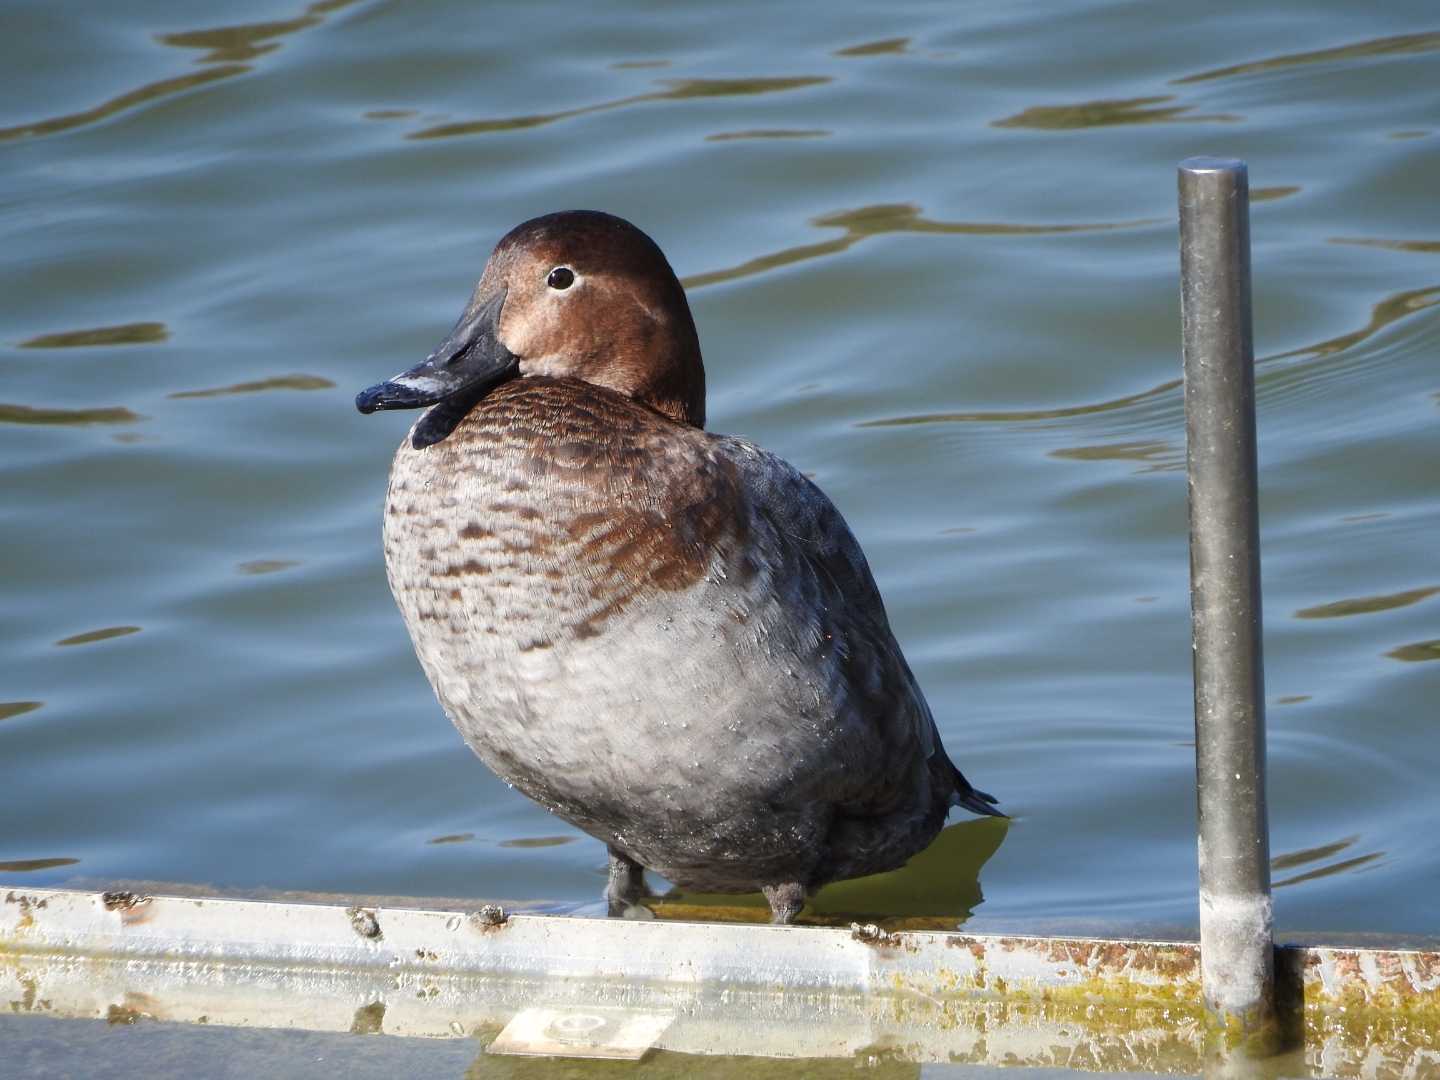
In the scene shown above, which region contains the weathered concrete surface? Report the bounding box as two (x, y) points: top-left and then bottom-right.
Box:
(3, 886), (1437, 1076)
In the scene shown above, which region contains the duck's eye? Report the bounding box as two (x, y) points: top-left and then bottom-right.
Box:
(547, 266), (575, 291)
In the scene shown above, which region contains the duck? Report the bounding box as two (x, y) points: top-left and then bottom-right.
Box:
(356, 210), (1002, 924)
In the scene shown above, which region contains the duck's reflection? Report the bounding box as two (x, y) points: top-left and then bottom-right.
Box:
(642, 817), (1009, 928)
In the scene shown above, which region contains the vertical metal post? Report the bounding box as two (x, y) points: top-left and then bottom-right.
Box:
(1178, 157), (1278, 1057)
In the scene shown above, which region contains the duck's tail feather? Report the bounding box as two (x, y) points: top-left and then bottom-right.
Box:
(951, 765), (1006, 818)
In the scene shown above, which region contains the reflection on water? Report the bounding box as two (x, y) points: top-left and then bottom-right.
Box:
(1271, 283), (1440, 360)
(55, 626), (141, 647)
(154, 0), (360, 65)
(427, 833), (476, 845)
(236, 560), (300, 575)
(0, 858), (78, 872)
(1331, 237), (1440, 255)
(833, 37), (910, 57)
(0, 702), (43, 723)
(168, 375), (334, 399)
(684, 202), (1149, 290)
(1294, 585), (1440, 620)
(1386, 639), (1440, 662)
(994, 95), (1239, 130)
(1174, 30), (1440, 84)
(0, 0), (358, 142)
(19, 323), (168, 349)
(1049, 440), (1182, 473)
(704, 129), (829, 142)
(468, 1048), (918, 1080)
(499, 837), (576, 849)
(0, 67), (245, 143)
(649, 819), (1006, 927)
(1251, 185), (1302, 203)
(0, 404), (142, 426)
(407, 77), (831, 140)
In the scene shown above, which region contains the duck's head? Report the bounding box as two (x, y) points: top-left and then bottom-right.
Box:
(356, 210), (705, 445)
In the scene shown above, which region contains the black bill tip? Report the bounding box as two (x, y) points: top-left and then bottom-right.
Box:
(355, 377), (449, 415)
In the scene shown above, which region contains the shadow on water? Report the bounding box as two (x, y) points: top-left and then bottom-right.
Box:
(404, 76), (831, 140)
(682, 202), (1154, 290)
(646, 818), (1007, 927)
(0, 0), (360, 142)
(0, 702), (44, 723)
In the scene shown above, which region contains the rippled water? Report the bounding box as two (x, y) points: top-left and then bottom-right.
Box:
(3, 0), (1438, 940)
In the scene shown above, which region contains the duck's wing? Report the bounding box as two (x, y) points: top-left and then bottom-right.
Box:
(706, 436), (963, 805)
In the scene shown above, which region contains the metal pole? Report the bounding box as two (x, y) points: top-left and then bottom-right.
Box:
(1178, 157), (1278, 1058)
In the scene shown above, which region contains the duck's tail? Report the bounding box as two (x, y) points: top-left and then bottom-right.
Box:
(951, 764), (1006, 818)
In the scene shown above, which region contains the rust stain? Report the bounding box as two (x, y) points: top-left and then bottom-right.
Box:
(4, 892), (48, 934)
(850, 922), (915, 952)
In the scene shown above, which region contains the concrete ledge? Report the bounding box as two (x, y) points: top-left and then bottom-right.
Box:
(4, 885), (1438, 1075)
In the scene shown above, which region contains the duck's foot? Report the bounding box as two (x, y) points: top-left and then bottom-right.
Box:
(763, 881), (807, 925)
(604, 847), (649, 918)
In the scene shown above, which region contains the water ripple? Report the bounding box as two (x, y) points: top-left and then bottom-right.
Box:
(864, 279), (1440, 429)
(684, 202), (1153, 290)
(406, 76), (830, 140)
(0, 0), (358, 143)
(1174, 30), (1440, 85)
